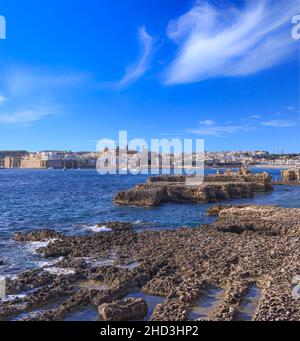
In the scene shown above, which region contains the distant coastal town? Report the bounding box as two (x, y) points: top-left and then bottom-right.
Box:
(0, 149), (299, 170)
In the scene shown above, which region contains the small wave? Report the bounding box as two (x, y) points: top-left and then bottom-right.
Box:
(44, 267), (75, 276)
(36, 257), (65, 269)
(0, 294), (26, 302)
(87, 225), (112, 233)
(26, 239), (58, 254)
(84, 256), (116, 267)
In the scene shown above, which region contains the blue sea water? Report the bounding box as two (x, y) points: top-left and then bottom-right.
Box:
(0, 168), (300, 275)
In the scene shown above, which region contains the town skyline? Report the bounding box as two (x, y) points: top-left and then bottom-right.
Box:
(1, 149), (300, 171)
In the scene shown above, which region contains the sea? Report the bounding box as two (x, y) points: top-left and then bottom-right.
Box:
(0, 168), (300, 276)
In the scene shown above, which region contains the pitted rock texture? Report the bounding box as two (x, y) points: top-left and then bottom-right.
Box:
(281, 168), (300, 184)
(1, 205), (299, 322)
(98, 298), (148, 321)
(114, 170), (273, 207)
(208, 205), (300, 236)
(13, 229), (64, 242)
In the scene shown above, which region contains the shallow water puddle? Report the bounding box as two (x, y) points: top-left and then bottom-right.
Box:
(11, 297), (68, 321)
(188, 286), (224, 321)
(236, 284), (262, 321)
(125, 290), (165, 321)
(63, 305), (99, 321)
(118, 262), (141, 271)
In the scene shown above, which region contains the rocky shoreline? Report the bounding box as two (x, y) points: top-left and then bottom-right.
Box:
(114, 169), (274, 207)
(1, 205), (299, 322)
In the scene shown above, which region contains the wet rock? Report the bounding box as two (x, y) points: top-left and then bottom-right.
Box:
(13, 229), (63, 242)
(3, 204), (300, 321)
(98, 297), (148, 321)
(96, 222), (133, 231)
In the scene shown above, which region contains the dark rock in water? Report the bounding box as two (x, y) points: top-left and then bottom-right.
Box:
(0, 259), (4, 266)
(98, 297), (148, 321)
(114, 169), (274, 207)
(13, 229), (63, 242)
(96, 222), (133, 231)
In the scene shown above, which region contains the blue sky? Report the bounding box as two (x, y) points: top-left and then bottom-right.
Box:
(0, 0), (299, 152)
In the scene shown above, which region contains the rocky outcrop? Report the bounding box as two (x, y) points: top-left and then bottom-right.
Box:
(150, 300), (188, 321)
(115, 169), (273, 207)
(4, 205), (299, 321)
(13, 229), (63, 242)
(98, 298), (148, 321)
(208, 205), (300, 236)
(281, 168), (300, 184)
(115, 185), (166, 207)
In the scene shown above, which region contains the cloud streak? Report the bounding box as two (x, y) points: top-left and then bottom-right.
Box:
(164, 0), (298, 85)
(0, 106), (62, 125)
(118, 26), (155, 88)
(0, 95), (6, 105)
(188, 124), (249, 137)
(0, 66), (88, 126)
(187, 114), (299, 137)
(260, 120), (297, 128)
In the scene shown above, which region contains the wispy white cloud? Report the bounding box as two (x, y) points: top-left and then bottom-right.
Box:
(187, 113), (299, 137)
(118, 26), (156, 88)
(248, 115), (261, 119)
(0, 106), (63, 126)
(187, 123), (253, 137)
(164, 0), (298, 85)
(260, 119), (297, 127)
(287, 105), (300, 113)
(199, 119), (215, 126)
(0, 95), (6, 105)
(0, 66), (88, 126)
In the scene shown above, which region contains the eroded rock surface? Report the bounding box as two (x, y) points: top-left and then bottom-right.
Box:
(13, 229), (64, 242)
(1, 205), (299, 322)
(114, 170), (273, 207)
(281, 168), (300, 184)
(208, 205), (300, 236)
(98, 298), (147, 321)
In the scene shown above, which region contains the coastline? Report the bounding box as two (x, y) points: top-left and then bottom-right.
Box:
(1, 204), (299, 321)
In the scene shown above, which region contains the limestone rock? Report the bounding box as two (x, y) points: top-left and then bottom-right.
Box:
(281, 168), (300, 183)
(13, 229), (63, 242)
(114, 169), (273, 207)
(98, 297), (148, 321)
